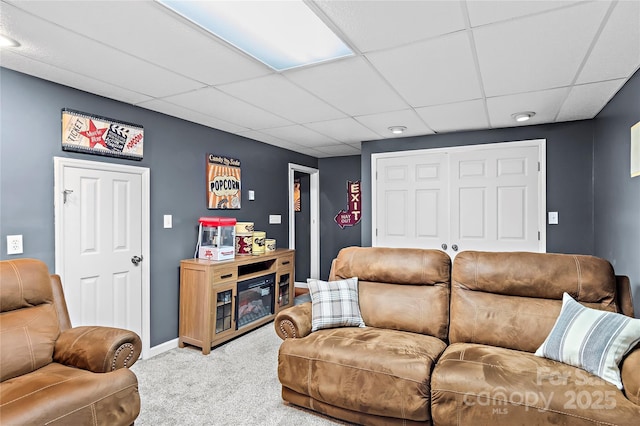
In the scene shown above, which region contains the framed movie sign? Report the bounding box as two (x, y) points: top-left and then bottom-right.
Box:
(207, 154), (241, 209)
(61, 109), (144, 160)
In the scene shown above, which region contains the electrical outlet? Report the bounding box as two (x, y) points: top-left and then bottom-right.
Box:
(7, 235), (23, 255)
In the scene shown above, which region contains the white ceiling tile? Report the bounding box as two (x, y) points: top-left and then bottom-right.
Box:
(557, 79), (626, 122)
(136, 99), (249, 134)
(0, 50), (153, 105)
(355, 109), (435, 138)
(313, 0), (465, 52)
(294, 147), (330, 158)
(366, 32), (482, 107)
(238, 130), (307, 152)
(486, 87), (570, 128)
(474, 1), (611, 97)
(163, 88), (292, 130)
(577, 1), (640, 84)
(305, 118), (379, 143)
(467, 1), (583, 27)
(7, 0), (272, 85)
(416, 100), (489, 133)
(284, 56), (408, 116)
(312, 144), (361, 157)
(0, 2), (204, 98)
(261, 125), (338, 147)
(219, 75), (345, 124)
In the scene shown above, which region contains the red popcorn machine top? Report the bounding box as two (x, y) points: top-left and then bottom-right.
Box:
(195, 216), (237, 261)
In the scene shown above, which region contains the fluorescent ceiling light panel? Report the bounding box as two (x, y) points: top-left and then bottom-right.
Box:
(159, 0), (353, 71)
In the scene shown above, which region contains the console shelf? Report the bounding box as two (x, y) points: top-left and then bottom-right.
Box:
(179, 249), (294, 354)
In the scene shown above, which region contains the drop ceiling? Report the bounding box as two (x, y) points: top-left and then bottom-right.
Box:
(1, 0), (638, 158)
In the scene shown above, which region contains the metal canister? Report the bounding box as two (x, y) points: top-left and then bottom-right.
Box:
(252, 231), (266, 255)
(235, 222), (254, 234)
(235, 233), (253, 255)
(265, 238), (276, 252)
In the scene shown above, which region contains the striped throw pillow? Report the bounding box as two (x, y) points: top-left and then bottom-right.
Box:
(308, 277), (366, 332)
(535, 292), (640, 389)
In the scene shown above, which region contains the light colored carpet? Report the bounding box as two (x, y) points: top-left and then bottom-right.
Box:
(131, 322), (349, 425)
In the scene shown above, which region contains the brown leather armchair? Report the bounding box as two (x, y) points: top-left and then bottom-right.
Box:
(0, 258), (142, 425)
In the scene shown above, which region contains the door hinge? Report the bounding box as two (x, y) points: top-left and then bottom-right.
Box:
(375, 228), (378, 236)
(538, 231), (541, 240)
(538, 162), (541, 171)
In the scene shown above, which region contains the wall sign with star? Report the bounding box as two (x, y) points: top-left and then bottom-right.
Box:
(61, 108), (144, 160)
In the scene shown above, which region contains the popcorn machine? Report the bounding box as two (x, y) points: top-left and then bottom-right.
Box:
(195, 216), (237, 261)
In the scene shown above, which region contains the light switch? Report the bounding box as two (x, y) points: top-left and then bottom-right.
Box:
(269, 214), (281, 224)
(548, 211), (559, 225)
(248, 190), (255, 201)
(163, 214), (172, 229)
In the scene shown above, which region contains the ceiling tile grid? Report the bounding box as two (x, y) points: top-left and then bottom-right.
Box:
(1, 0), (638, 157)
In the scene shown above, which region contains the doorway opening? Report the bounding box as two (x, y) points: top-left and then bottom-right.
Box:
(288, 163), (319, 287)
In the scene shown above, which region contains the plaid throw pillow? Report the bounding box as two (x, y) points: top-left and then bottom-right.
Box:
(308, 277), (366, 332)
(535, 292), (640, 389)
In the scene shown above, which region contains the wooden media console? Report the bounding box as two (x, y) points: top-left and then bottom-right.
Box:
(179, 249), (294, 354)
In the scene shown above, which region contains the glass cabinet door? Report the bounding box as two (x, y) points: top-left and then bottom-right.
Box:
(278, 273), (290, 308)
(215, 287), (234, 334)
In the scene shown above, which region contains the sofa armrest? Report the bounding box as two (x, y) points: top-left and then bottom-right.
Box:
(621, 345), (640, 405)
(274, 302), (312, 340)
(54, 326), (142, 373)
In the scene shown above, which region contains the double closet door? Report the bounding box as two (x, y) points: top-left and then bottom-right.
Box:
(373, 140), (545, 258)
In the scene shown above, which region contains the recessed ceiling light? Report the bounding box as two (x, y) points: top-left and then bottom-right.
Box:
(388, 126), (407, 135)
(158, 0), (353, 71)
(0, 34), (20, 48)
(512, 112), (536, 122)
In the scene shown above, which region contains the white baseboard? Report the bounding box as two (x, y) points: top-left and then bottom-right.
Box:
(294, 281), (308, 288)
(145, 338), (179, 359)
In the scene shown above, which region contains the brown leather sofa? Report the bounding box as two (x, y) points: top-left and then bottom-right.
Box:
(275, 247), (640, 425)
(0, 258), (142, 425)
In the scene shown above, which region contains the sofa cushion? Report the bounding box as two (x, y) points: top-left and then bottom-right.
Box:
(431, 343), (640, 426)
(330, 247), (451, 340)
(307, 277), (365, 332)
(0, 258), (53, 312)
(450, 251), (618, 352)
(278, 327), (447, 422)
(535, 292), (640, 390)
(0, 362), (140, 425)
(0, 304), (59, 381)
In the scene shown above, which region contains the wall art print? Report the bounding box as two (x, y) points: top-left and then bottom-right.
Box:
(207, 154), (241, 209)
(294, 178), (301, 212)
(61, 108), (143, 160)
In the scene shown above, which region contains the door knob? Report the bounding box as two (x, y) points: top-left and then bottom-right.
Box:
(441, 243), (447, 250)
(131, 255), (143, 266)
(451, 244), (458, 252)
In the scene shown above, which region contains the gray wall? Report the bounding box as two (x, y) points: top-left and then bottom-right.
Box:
(593, 69), (640, 312)
(0, 68), (317, 346)
(360, 121), (596, 255)
(318, 156), (362, 279)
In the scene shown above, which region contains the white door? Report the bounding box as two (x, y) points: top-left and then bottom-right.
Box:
(55, 160), (144, 339)
(375, 153), (449, 249)
(450, 145), (541, 253)
(373, 140), (545, 257)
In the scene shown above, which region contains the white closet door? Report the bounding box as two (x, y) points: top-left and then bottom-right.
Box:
(375, 153), (449, 249)
(450, 145), (541, 254)
(373, 140), (544, 256)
